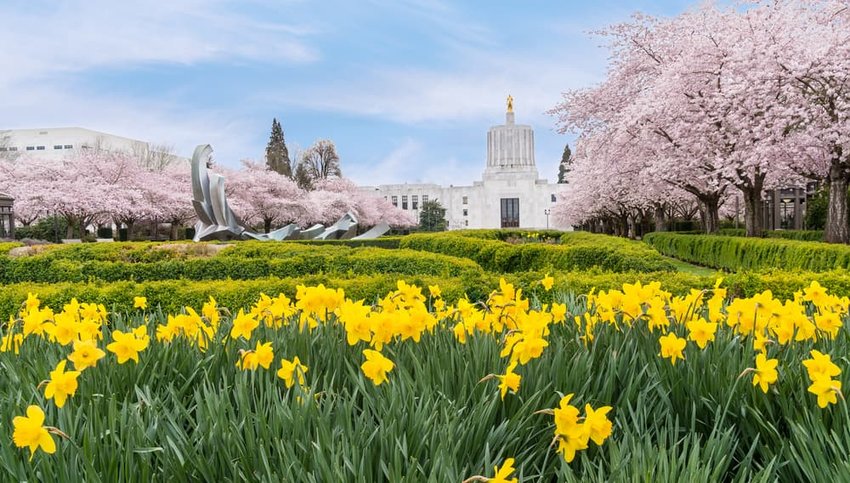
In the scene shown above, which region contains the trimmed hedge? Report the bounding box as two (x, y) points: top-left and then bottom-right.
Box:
(714, 229), (825, 241)
(400, 232), (675, 273)
(6, 268), (850, 319)
(0, 247), (483, 283)
(645, 232), (850, 272)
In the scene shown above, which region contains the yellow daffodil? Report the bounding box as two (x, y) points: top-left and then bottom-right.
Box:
(106, 329), (149, 364)
(67, 339), (106, 371)
(808, 377), (842, 408)
(659, 332), (686, 365)
(44, 360), (80, 408)
(133, 297), (147, 310)
(752, 353), (778, 394)
(361, 349), (394, 386)
(497, 360), (521, 400)
(277, 356), (308, 388)
(583, 404), (613, 446)
(802, 350), (842, 381)
(230, 309), (259, 341)
(12, 405), (56, 459)
(541, 274), (554, 291)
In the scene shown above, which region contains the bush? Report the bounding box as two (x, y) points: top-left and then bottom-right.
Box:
(713, 228), (825, 241)
(400, 231), (675, 273)
(644, 232), (850, 272)
(0, 247), (483, 283)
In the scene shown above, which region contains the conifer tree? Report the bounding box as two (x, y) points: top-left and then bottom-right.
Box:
(265, 118), (292, 177)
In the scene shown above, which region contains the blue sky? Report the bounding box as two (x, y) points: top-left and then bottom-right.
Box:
(0, 0), (696, 186)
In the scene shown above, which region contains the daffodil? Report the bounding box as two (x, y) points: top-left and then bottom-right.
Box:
(751, 353), (778, 394)
(230, 309), (259, 340)
(583, 404), (613, 446)
(133, 296), (147, 310)
(541, 274), (554, 291)
(802, 350), (841, 381)
(497, 360), (521, 400)
(12, 405), (56, 459)
(106, 329), (149, 364)
(685, 317), (717, 349)
(489, 457), (519, 483)
(808, 377), (842, 408)
(361, 349), (394, 386)
(44, 360), (80, 408)
(277, 356), (308, 388)
(659, 332), (686, 365)
(67, 339), (106, 371)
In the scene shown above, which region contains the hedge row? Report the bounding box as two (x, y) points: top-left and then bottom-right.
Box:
(400, 232), (675, 273)
(0, 248), (483, 283)
(713, 229), (825, 241)
(7, 268), (850, 319)
(644, 232), (850, 272)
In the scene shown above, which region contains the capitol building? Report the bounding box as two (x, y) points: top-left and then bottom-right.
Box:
(363, 98), (561, 230)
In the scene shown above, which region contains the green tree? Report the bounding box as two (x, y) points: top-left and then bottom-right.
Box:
(418, 200), (447, 232)
(265, 118), (292, 177)
(557, 143), (572, 183)
(293, 160), (313, 190)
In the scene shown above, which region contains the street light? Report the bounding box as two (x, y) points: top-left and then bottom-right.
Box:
(544, 209), (551, 230)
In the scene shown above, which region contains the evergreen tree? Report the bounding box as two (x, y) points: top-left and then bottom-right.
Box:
(557, 143), (572, 183)
(265, 118), (292, 177)
(418, 200), (447, 232)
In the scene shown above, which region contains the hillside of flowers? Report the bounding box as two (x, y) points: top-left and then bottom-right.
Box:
(2, 275), (848, 481)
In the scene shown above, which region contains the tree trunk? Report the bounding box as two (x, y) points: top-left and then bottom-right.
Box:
(170, 223), (179, 240)
(698, 194), (721, 234)
(826, 160), (850, 243)
(264, 218), (272, 233)
(741, 176), (764, 237)
(627, 215), (636, 239)
(654, 204), (667, 232)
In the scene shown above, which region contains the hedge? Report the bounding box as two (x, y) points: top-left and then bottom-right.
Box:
(0, 247), (483, 283)
(6, 268), (850, 319)
(400, 232), (675, 273)
(644, 232), (850, 272)
(711, 229), (825, 241)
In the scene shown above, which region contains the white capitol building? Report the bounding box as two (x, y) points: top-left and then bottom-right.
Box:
(363, 98), (561, 230)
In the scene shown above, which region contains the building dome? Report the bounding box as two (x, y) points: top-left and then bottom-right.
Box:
(486, 103), (535, 171)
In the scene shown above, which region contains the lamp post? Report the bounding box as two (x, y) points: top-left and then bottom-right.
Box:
(544, 209), (551, 230)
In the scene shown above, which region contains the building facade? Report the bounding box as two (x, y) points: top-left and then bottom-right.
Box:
(0, 127), (184, 163)
(363, 103), (561, 230)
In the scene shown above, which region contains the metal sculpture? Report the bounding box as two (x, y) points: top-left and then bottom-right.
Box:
(190, 144), (388, 242)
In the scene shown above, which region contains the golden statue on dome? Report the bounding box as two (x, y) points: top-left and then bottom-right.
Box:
(507, 95), (514, 113)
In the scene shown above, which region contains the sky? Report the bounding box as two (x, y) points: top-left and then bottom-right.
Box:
(0, 0), (698, 187)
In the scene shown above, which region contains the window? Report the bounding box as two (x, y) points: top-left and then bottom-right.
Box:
(0, 148), (6, 152)
(391, 196), (398, 207)
(54, 145), (63, 150)
(64, 145), (73, 149)
(8, 147), (16, 151)
(551, 194), (557, 202)
(423, 194), (429, 203)
(26, 146), (34, 151)
(412, 195), (418, 210)
(36, 146), (45, 150)
(500, 198), (520, 228)
(402, 195), (408, 210)
(465, 220), (469, 226)
(463, 209), (468, 216)
(462, 196), (468, 205)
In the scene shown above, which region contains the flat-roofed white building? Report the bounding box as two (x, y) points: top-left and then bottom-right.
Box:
(362, 101), (561, 230)
(0, 127), (185, 164)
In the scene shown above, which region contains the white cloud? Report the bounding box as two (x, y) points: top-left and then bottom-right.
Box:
(0, 0), (318, 89)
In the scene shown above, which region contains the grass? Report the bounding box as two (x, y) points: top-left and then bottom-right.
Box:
(661, 256), (717, 277)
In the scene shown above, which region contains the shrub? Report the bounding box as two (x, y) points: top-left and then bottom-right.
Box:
(644, 232), (850, 272)
(400, 231), (675, 273)
(0, 247), (483, 283)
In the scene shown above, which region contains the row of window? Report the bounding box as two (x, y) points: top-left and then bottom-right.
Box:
(0, 144), (73, 152)
(390, 194), (430, 210)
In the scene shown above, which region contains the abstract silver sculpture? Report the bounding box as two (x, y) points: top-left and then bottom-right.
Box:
(190, 144), (387, 242)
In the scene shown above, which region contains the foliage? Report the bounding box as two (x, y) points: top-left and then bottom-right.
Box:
(418, 200), (447, 232)
(645, 232), (850, 272)
(265, 118), (292, 177)
(806, 187), (829, 231)
(15, 217), (69, 243)
(1, 278), (849, 480)
(401, 231), (675, 273)
(557, 143), (572, 184)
